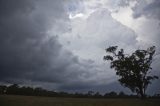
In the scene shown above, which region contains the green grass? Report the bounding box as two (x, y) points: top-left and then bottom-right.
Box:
(0, 95), (160, 106)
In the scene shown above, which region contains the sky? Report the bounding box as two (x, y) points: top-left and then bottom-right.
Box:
(0, 0), (160, 95)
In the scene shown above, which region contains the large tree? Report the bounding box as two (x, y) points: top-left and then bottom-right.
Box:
(104, 46), (158, 98)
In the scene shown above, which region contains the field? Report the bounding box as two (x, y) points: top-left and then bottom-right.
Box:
(0, 95), (160, 106)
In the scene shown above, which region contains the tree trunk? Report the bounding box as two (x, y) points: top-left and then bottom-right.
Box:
(139, 87), (145, 99)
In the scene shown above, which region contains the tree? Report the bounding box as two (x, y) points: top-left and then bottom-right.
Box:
(104, 91), (117, 98)
(94, 92), (102, 98)
(87, 91), (94, 97)
(0, 85), (7, 94)
(119, 91), (126, 97)
(7, 84), (20, 95)
(104, 46), (158, 98)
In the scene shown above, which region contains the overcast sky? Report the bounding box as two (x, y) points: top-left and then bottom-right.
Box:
(0, 0), (160, 95)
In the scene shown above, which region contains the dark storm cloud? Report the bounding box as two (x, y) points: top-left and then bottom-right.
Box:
(0, 0), (61, 81)
(0, 0), (34, 16)
(0, 0), (159, 94)
(132, 0), (160, 20)
(0, 0), (97, 87)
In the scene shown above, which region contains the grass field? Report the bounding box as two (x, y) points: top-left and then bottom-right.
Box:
(0, 95), (160, 106)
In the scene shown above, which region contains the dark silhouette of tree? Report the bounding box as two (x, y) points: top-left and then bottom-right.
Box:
(119, 91), (125, 96)
(6, 84), (20, 95)
(118, 91), (128, 98)
(87, 91), (94, 97)
(104, 91), (117, 98)
(94, 92), (102, 98)
(1, 83), (159, 98)
(104, 46), (158, 99)
(108, 91), (117, 97)
(0, 85), (7, 94)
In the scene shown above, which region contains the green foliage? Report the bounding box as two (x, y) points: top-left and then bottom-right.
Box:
(104, 46), (158, 98)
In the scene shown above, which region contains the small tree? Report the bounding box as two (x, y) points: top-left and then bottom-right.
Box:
(104, 46), (158, 98)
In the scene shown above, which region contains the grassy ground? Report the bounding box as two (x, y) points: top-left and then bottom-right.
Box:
(0, 95), (160, 106)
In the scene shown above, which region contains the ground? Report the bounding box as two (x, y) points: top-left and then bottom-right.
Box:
(0, 95), (160, 106)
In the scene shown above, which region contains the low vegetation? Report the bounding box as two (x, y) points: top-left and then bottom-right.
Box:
(1, 84), (160, 98)
(0, 95), (160, 106)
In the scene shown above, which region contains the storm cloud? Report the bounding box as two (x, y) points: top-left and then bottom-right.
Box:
(0, 0), (65, 82)
(132, 0), (160, 20)
(0, 0), (159, 94)
(0, 0), (117, 92)
(0, 0), (94, 87)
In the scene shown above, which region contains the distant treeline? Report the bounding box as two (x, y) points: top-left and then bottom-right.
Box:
(0, 84), (159, 98)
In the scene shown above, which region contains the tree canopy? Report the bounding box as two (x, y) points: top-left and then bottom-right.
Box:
(104, 46), (158, 98)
